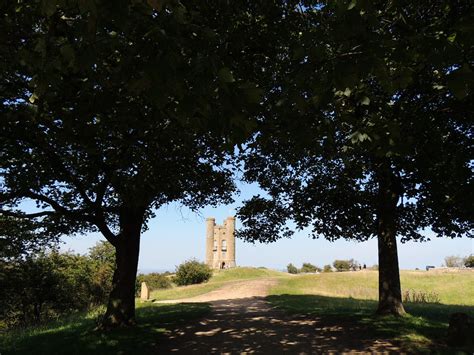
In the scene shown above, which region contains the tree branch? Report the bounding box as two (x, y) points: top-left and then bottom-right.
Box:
(0, 210), (56, 219)
(93, 217), (118, 246)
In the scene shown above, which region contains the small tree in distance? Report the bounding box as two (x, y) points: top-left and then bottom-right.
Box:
(300, 262), (321, 273)
(323, 265), (333, 273)
(463, 255), (474, 268)
(444, 255), (465, 268)
(333, 260), (351, 272)
(287, 263), (299, 274)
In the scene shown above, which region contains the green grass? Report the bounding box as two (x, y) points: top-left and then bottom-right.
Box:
(151, 266), (286, 301)
(269, 270), (474, 305)
(267, 270), (474, 353)
(0, 301), (210, 355)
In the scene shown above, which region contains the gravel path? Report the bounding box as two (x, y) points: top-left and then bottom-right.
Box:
(154, 278), (402, 354)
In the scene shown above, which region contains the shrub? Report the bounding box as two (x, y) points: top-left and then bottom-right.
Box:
(174, 259), (212, 286)
(287, 263), (298, 274)
(444, 255), (465, 268)
(348, 258), (359, 270)
(0, 250), (96, 328)
(88, 241), (115, 304)
(300, 262), (320, 273)
(333, 259), (351, 272)
(136, 273), (172, 295)
(403, 289), (441, 303)
(464, 255), (474, 268)
(323, 264), (333, 272)
(0, 241), (116, 329)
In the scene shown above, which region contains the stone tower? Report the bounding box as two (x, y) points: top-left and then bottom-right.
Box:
(205, 217), (236, 269)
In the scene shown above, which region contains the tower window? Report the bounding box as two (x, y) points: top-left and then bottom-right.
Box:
(213, 239), (217, 251)
(221, 239), (227, 251)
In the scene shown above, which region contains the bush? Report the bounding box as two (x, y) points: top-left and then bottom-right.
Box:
(403, 289), (441, 303)
(465, 255), (474, 268)
(174, 259), (212, 286)
(444, 255), (465, 268)
(287, 263), (298, 274)
(333, 259), (351, 272)
(300, 262), (320, 273)
(88, 241), (115, 304)
(348, 258), (359, 270)
(0, 241), (116, 329)
(136, 273), (172, 295)
(323, 264), (333, 272)
(0, 250), (95, 328)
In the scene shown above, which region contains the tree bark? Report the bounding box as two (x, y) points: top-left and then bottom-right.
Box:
(99, 210), (142, 329)
(375, 163), (406, 316)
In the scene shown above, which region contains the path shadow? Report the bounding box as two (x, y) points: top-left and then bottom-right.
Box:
(268, 294), (474, 353)
(154, 295), (474, 354)
(155, 296), (399, 354)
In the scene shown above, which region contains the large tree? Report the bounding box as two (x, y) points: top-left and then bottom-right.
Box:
(237, 0), (473, 315)
(0, 0), (265, 328)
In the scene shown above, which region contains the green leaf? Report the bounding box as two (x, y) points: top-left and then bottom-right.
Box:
(360, 96), (370, 105)
(447, 33), (456, 43)
(218, 67), (235, 83)
(348, 0), (357, 10)
(28, 94), (37, 104)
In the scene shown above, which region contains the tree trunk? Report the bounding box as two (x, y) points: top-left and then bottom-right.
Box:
(99, 211), (142, 329)
(375, 163), (406, 316)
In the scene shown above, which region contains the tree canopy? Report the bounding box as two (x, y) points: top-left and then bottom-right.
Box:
(237, 0), (473, 315)
(0, 0), (267, 327)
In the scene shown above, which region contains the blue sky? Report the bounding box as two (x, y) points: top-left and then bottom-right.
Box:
(59, 181), (473, 272)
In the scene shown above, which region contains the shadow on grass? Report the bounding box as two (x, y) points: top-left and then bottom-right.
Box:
(267, 294), (474, 353)
(1, 302), (210, 355)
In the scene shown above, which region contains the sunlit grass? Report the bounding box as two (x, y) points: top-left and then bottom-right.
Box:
(270, 270), (474, 305)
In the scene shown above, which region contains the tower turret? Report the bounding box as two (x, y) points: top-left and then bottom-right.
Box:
(205, 218), (215, 267)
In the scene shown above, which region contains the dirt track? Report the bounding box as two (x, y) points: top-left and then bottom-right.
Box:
(154, 279), (402, 354)
(154, 279), (278, 304)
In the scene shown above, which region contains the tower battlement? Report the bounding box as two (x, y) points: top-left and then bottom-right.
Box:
(205, 217), (236, 269)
